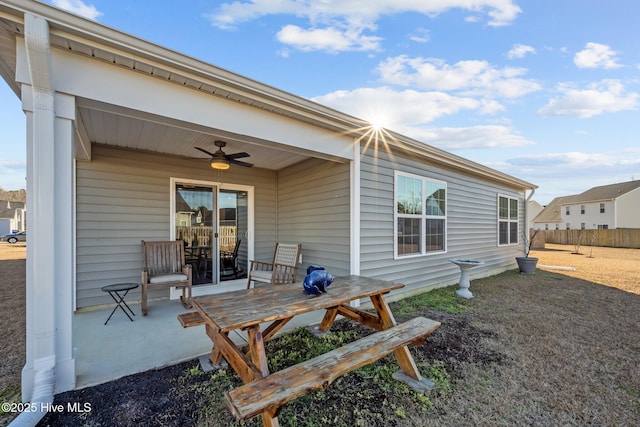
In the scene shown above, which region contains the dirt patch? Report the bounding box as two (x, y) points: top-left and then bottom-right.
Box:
(0, 242), (26, 261)
(2, 244), (640, 426)
(0, 243), (26, 424)
(532, 243), (640, 294)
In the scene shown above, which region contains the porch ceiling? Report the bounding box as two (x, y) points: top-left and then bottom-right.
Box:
(76, 99), (320, 170)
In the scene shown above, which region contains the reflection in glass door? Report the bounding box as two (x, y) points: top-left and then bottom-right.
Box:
(175, 184), (216, 285)
(219, 190), (248, 281)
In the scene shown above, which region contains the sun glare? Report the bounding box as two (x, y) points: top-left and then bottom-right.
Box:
(366, 111), (390, 133)
(369, 118), (385, 132)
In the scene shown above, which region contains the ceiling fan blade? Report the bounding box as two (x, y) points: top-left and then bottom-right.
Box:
(229, 159), (254, 168)
(195, 147), (216, 157)
(226, 152), (250, 160)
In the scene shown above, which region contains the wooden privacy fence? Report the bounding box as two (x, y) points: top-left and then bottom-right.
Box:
(176, 225), (237, 251)
(543, 229), (640, 249)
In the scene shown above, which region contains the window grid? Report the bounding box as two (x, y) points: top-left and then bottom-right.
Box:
(395, 172), (447, 257)
(498, 195), (519, 246)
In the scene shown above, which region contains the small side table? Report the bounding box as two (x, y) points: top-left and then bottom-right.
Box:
(101, 283), (139, 325)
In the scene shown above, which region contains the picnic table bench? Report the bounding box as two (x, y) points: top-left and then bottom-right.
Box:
(177, 311), (205, 328)
(181, 275), (441, 427)
(226, 316), (440, 423)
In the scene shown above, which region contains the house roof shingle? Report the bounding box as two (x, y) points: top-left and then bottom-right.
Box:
(0, 200), (25, 219)
(532, 180), (640, 223)
(572, 180), (640, 203)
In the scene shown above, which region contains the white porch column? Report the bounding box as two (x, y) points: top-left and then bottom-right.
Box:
(53, 92), (76, 393)
(349, 139), (361, 308)
(350, 138), (361, 276)
(21, 12), (76, 401)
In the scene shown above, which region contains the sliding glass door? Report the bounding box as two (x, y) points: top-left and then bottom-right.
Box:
(171, 178), (253, 293)
(175, 183), (216, 286)
(218, 189), (248, 282)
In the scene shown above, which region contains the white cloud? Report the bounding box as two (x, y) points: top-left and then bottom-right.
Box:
(313, 86), (487, 128)
(508, 152), (618, 168)
(52, 0), (102, 20)
(0, 159), (26, 191)
(538, 79), (638, 118)
(311, 87), (534, 150)
(409, 28), (430, 43)
(507, 44), (536, 59)
(574, 42), (622, 69)
(205, 0), (522, 51)
(376, 55), (541, 98)
(410, 125), (534, 150)
(492, 151), (640, 202)
(276, 24), (382, 52)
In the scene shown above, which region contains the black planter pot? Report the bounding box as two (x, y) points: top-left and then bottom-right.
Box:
(516, 256), (538, 274)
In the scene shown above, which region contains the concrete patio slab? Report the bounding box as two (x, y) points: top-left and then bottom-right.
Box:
(74, 298), (326, 389)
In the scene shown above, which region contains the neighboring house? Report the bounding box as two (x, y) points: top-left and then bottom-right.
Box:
(0, 0), (537, 406)
(533, 180), (640, 230)
(527, 200), (544, 230)
(0, 200), (26, 234)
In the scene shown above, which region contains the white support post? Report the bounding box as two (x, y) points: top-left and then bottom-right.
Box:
(350, 138), (361, 276)
(350, 138), (361, 308)
(22, 12), (57, 403)
(21, 12), (76, 402)
(53, 92), (76, 393)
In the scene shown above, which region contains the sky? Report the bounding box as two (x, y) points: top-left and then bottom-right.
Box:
(1, 0), (639, 205)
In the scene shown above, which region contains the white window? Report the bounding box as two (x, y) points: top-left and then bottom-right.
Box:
(566, 206), (570, 215)
(580, 205), (585, 214)
(395, 172), (447, 257)
(498, 195), (519, 246)
(600, 203), (605, 213)
(580, 223), (585, 229)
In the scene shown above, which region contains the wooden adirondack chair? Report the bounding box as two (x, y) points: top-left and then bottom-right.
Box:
(246, 243), (301, 289)
(141, 240), (192, 316)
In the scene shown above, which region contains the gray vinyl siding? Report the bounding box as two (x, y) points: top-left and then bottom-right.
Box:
(76, 144), (277, 308)
(359, 143), (525, 295)
(76, 142), (525, 308)
(276, 158), (351, 277)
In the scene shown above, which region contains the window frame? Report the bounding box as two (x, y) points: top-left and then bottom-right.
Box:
(497, 194), (519, 246)
(394, 171), (447, 259)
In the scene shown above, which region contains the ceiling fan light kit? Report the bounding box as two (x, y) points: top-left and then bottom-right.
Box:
(210, 158), (230, 170)
(195, 140), (254, 170)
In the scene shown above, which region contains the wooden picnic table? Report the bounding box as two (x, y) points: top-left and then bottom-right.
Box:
(190, 275), (437, 426)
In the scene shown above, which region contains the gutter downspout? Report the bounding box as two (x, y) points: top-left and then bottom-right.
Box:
(525, 188), (536, 254)
(10, 12), (57, 426)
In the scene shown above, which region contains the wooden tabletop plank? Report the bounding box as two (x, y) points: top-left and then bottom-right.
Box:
(192, 275), (403, 332)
